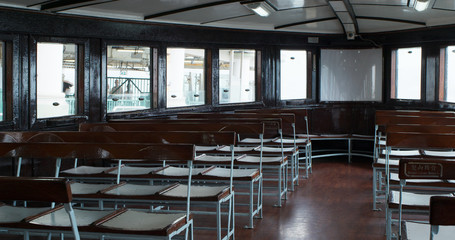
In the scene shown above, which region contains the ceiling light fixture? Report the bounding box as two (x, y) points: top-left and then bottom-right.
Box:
(409, 0), (430, 12)
(241, 1), (275, 17)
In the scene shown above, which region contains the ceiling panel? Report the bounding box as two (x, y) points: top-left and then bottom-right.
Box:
(350, 0), (407, 6)
(148, 2), (251, 26)
(268, 0), (327, 10)
(277, 19), (343, 34)
(357, 18), (424, 33)
(433, 0), (455, 11)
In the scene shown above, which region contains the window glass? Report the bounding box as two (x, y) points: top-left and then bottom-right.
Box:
(37, 43), (77, 119)
(393, 47), (421, 100)
(320, 48), (382, 101)
(166, 48), (205, 108)
(443, 46), (455, 102)
(0, 42), (3, 121)
(280, 50), (307, 100)
(219, 49), (256, 104)
(107, 45), (151, 113)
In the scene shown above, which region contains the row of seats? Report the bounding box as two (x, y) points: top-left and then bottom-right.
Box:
(373, 109), (455, 239)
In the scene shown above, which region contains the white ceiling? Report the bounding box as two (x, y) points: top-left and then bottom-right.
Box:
(0, 0), (454, 36)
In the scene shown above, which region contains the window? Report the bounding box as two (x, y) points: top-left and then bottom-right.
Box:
(391, 47), (422, 100)
(166, 48), (205, 108)
(0, 41), (4, 121)
(440, 46), (455, 103)
(280, 50), (307, 100)
(107, 45), (151, 113)
(320, 48), (382, 101)
(37, 43), (77, 119)
(219, 49), (256, 104)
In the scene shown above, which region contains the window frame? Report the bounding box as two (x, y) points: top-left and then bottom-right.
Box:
(102, 40), (157, 119)
(0, 34), (17, 130)
(29, 36), (89, 129)
(389, 46), (426, 103)
(216, 47), (262, 106)
(165, 47), (208, 109)
(438, 45), (455, 104)
(278, 48), (314, 105)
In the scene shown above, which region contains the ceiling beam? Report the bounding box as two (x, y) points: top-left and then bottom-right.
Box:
(356, 16), (426, 26)
(144, 0), (242, 20)
(275, 17), (338, 30)
(40, 0), (117, 12)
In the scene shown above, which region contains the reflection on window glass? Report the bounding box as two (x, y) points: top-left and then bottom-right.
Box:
(0, 42), (3, 121)
(107, 45), (151, 113)
(444, 46), (455, 102)
(219, 49), (255, 104)
(166, 48), (205, 108)
(394, 47), (421, 100)
(280, 50), (307, 100)
(37, 43), (77, 119)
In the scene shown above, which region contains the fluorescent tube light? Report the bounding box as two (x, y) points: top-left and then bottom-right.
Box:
(242, 1), (275, 17)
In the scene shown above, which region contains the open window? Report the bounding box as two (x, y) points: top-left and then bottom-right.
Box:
(391, 47), (422, 100)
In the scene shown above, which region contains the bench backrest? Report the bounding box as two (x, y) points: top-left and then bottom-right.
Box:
(399, 158), (455, 180)
(80, 122), (264, 138)
(387, 132), (455, 149)
(385, 124), (455, 134)
(0, 142), (195, 163)
(0, 131), (236, 146)
(177, 113), (295, 136)
(0, 176), (71, 203)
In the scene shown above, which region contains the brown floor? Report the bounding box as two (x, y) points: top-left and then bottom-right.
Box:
(196, 157), (386, 240)
(0, 158), (386, 240)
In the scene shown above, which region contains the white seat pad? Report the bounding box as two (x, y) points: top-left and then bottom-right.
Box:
(30, 208), (115, 227)
(238, 155), (283, 163)
(389, 191), (453, 206)
(205, 167), (258, 178)
(404, 221), (455, 240)
(154, 166), (207, 176)
(161, 185), (228, 198)
(61, 166), (112, 175)
(70, 182), (114, 195)
(104, 184), (172, 196)
(100, 210), (186, 231)
(108, 166), (162, 175)
(0, 205), (50, 223)
(423, 150), (455, 157)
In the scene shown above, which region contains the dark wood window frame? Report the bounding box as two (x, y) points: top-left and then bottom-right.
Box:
(29, 36), (89, 130)
(0, 34), (19, 130)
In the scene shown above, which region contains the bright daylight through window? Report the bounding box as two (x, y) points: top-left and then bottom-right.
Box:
(37, 42), (77, 119)
(166, 48), (205, 108)
(219, 49), (256, 104)
(107, 45), (151, 113)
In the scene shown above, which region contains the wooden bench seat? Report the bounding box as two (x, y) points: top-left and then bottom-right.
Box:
(0, 174), (193, 240)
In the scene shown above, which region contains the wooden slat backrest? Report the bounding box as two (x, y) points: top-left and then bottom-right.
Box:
(375, 115), (455, 127)
(236, 108), (309, 134)
(386, 124), (455, 134)
(0, 131), (236, 146)
(387, 132), (455, 149)
(430, 196), (455, 225)
(0, 142), (195, 163)
(80, 122), (264, 138)
(177, 113), (295, 136)
(107, 118), (278, 138)
(0, 176), (71, 203)
(399, 158), (455, 180)
(376, 110), (455, 118)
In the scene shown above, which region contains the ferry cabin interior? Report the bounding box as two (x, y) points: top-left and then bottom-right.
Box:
(0, 0), (454, 239)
